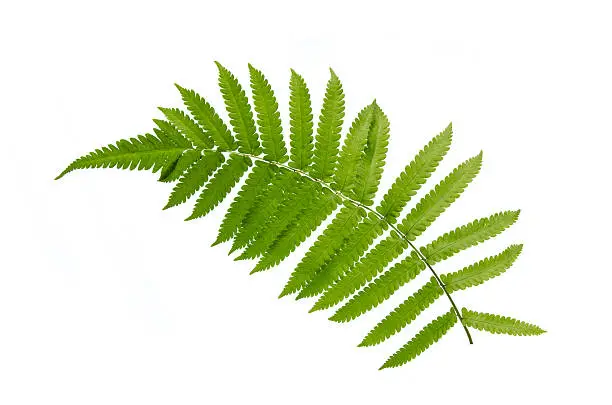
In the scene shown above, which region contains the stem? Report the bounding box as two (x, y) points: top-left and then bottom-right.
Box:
(220, 149), (473, 344)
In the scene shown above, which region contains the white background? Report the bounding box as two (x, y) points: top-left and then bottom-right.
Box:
(1, 0), (611, 403)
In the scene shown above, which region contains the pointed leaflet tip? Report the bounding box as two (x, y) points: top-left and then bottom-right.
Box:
(328, 313), (342, 323)
(445, 121), (453, 134)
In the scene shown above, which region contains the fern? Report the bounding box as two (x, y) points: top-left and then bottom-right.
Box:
(379, 309), (457, 369)
(288, 69), (314, 170)
(57, 64), (544, 369)
(311, 69), (345, 181)
(462, 309), (545, 336)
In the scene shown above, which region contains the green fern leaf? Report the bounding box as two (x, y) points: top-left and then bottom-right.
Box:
(376, 123), (452, 222)
(288, 69), (314, 170)
(280, 202), (364, 297)
(56, 133), (188, 180)
(187, 155), (251, 220)
(175, 84), (236, 150)
(158, 107), (214, 148)
(298, 214), (386, 299)
(152, 119), (194, 148)
(215, 62), (260, 154)
(236, 179), (313, 260)
(331, 210), (519, 322)
(158, 149), (202, 183)
(310, 128), (454, 309)
(230, 170), (297, 252)
(352, 103), (390, 205)
(311, 231), (408, 311)
(330, 255), (425, 322)
(213, 162), (275, 245)
(57, 65), (544, 369)
(462, 308), (545, 336)
(331, 103), (376, 194)
(311, 69), (345, 181)
(360, 278), (442, 347)
(252, 190), (339, 273)
(398, 152), (482, 240)
(164, 151), (224, 209)
(443, 244), (523, 293)
(379, 309), (457, 369)
(249, 64), (287, 162)
(422, 210), (520, 264)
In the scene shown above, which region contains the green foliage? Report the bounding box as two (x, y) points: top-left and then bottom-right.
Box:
(311, 69), (345, 181)
(298, 214), (386, 299)
(360, 278), (443, 347)
(158, 107), (214, 148)
(376, 125), (452, 223)
(187, 155), (250, 220)
(280, 202), (364, 297)
(398, 152), (482, 240)
(249, 64), (287, 162)
(215, 62), (260, 155)
(379, 309), (457, 369)
(422, 210), (521, 264)
(330, 255), (425, 322)
(164, 151), (224, 209)
(55, 132), (189, 180)
(462, 309), (546, 336)
(332, 103), (376, 194)
(57, 64), (544, 369)
(288, 69), (314, 170)
(175, 85), (236, 150)
(443, 244), (523, 293)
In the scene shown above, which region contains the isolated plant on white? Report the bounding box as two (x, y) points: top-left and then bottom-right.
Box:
(57, 63), (545, 369)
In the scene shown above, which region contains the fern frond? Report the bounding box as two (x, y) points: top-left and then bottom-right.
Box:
(56, 133), (188, 180)
(462, 308), (545, 336)
(376, 123), (452, 222)
(152, 119), (194, 148)
(158, 107), (214, 148)
(175, 84), (237, 150)
(249, 64), (287, 162)
(311, 231), (407, 311)
(310, 127), (454, 309)
(379, 309), (457, 369)
(331, 211), (519, 321)
(331, 103), (376, 194)
(288, 69), (314, 170)
(398, 152), (482, 240)
(58, 65), (543, 369)
(280, 202), (364, 297)
(352, 103), (390, 205)
(237, 179), (313, 260)
(443, 244), (523, 293)
(215, 62), (260, 154)
(230, 169), (296, 251)
(253, 190), (339, 273)
(422, 210), (520, 264)
(186, 155), (251, 220)
(213, 162), (275, 245)
(298, 214), (386, 299)
(164, 151), (224, 209)
(158, 149), (202, 183)
(360, 278), (442, 347)
(311, 69), (345, 181)
(330, 255), (425, 322)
